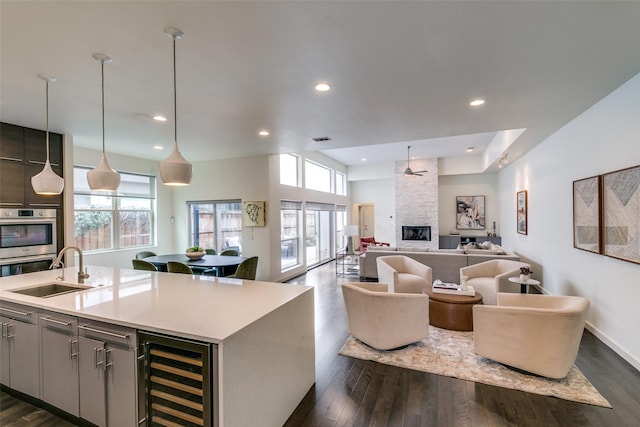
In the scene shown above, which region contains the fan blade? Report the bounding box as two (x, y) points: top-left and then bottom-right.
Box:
(413, 170), (428, 174)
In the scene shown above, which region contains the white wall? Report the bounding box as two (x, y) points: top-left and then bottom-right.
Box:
(438, 173), (500, 238)
(350, 179), (395, 245)
(498, 72), (640, 370)
(69, 146), (175, 268)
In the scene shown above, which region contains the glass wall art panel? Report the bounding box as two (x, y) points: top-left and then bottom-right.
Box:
(456, 195), (485, 230)
(602, 165), (640, 265)
(517, 190), (528, 235)
(573, 176), (601, 254)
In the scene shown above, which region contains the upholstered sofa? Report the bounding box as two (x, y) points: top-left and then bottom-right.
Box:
(359, 245), (520, 283)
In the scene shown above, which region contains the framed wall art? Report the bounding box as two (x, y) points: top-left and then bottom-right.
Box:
(516, 190), (527, 235)
(573, 175), (601, 254)
(456, 195), (485, 230)
(602, 165), (639, 264)
(242, 201), (266, 227)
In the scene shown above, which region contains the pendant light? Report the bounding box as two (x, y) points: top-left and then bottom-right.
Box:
(31, 75), (64, 195)
(87, 53), (120, 192)
(159, 26), (192, 186)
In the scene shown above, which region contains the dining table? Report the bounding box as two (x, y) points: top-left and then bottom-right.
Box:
(143, 254), (247, 276)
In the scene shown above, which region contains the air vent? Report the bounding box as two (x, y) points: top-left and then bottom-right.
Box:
(311, 137), (332, 143)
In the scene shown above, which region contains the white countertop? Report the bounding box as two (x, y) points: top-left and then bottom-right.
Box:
(0, 266), (313, 343)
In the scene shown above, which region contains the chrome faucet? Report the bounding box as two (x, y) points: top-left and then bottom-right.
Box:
(51, 246), (90, 283)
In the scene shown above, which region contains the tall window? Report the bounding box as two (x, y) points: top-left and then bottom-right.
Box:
(336, 172), (346, 196)
(74, 167), (155, 252)
(280, 153), (299, 187)
(304, 160), (332, 193)
(281, 200), (302, 271)
(188, 201), (242, 253)
(336, 205), (347, 251)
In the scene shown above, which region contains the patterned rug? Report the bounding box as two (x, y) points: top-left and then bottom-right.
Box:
(339, 326), (611, 408)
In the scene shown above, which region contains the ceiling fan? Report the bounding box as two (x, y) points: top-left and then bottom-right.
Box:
(402, 146), (428, 176)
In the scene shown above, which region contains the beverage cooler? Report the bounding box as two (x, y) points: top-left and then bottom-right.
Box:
(138, 331), (218, 427)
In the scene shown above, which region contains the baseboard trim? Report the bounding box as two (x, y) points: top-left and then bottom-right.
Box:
(584, 321), (640, 372)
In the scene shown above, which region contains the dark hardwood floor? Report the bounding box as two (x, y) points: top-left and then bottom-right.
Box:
(2, 261), (639, 426)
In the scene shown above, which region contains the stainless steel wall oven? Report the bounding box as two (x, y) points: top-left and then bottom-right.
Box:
(0, 208), (57, 276)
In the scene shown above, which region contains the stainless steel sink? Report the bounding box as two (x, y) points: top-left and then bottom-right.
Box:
(10, 282), (92, 298)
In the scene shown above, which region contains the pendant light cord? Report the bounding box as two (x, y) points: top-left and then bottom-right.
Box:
(101, 60), (106, 154)
(45, 79), (50, 162)
(173, 36), (178, 148)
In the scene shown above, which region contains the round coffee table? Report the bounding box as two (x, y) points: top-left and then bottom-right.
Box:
(421, 288), (483, 331)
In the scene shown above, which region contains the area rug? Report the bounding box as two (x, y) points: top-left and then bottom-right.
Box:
(339, 326), (611, 408)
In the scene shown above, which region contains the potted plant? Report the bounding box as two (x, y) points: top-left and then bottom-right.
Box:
(520, 266), (532, 281)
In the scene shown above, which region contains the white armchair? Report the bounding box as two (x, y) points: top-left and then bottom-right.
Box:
(460, 259), (530, 305)
(473, 293), (590, 379)
(376, 255), (432, 293)
(341, 282), (429, 350)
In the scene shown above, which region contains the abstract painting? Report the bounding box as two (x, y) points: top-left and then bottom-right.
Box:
(573, 176), (601, 254)
(456, 195), (485, 230)
(517, 190), (527, 235)
(602, 165), (639, 264)
(242, 201), (265, 227)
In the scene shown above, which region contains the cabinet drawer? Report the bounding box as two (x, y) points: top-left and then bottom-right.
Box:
(0, 302), (37, 324)
(79, 319), (136, 348)
(40, 310), (78, 334)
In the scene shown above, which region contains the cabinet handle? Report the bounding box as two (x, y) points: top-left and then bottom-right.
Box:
(0, 307), (33, 317)
(27, 203), (61, 207)
(0, 203), (23, 207)
(105, 349), (114, 370)
(6, 323), (15, 339)
(79, 325), (129, 340)
(94, 347), (105, 369)
(1, 323), (6, 339)
(28, 160), (60, 167)
(42, 316), (73, 327)
(69, 339), (79, 359)
(0, 156), (22, 162)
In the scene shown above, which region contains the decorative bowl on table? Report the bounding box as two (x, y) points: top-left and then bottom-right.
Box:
(185, 247), (205, 260)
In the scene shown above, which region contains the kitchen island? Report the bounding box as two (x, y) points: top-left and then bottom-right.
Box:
(0, 266), (315, 427)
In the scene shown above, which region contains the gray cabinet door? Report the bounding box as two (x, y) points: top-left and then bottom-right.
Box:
(79, 336), (107, 426)
(41, 326), (79, 416)
(0, 317), (11, 386)
(7, 319), (40, 398)
(105, 344), (137, 426)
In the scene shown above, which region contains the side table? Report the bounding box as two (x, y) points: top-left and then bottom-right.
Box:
(336, 249), (360, 276)
(508, 276), (541, 294)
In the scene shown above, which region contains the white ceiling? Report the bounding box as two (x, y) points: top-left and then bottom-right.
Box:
(2, 1), (640, 169)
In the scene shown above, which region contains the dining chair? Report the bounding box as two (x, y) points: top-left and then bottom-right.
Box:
(135, 250), (157, 260)
(167, 261), (194, 274)
(132, 259), (158, 271)
(228, 256), (259, 280)
(205, 249), (216, 255)
(220, 249), (239, 256)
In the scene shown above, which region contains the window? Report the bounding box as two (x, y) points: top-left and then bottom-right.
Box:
(304, 160), (331, 193)
(281, 200), (302, 271)
(336, 205), (347, 251)
(188, 201), (242, 253)
(280, 153), (299, 187)
(336, 172), (346, 196)
(74, 167), (155, 252)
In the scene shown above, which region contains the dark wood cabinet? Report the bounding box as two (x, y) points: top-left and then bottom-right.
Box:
(0, 123), (24, 161)
(0, 122), (63, 208)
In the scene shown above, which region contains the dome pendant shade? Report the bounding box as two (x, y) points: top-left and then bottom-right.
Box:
(87, 153), (121, 191)
(31, 160), (64, 195)
(159, 145), (192, 186)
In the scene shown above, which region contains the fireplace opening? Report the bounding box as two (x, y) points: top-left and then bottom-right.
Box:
(402, 226), (431, 241)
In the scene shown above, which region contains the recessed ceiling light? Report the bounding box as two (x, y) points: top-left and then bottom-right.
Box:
(314, 82), (331, 92)
(153, 145), (164, 150)
(361, 158), (367, 162)
(153, 115), (167, 122)
(466, 147), (474, 152)
(258, 130), (270, 136)
(469, 99), (485, 107)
